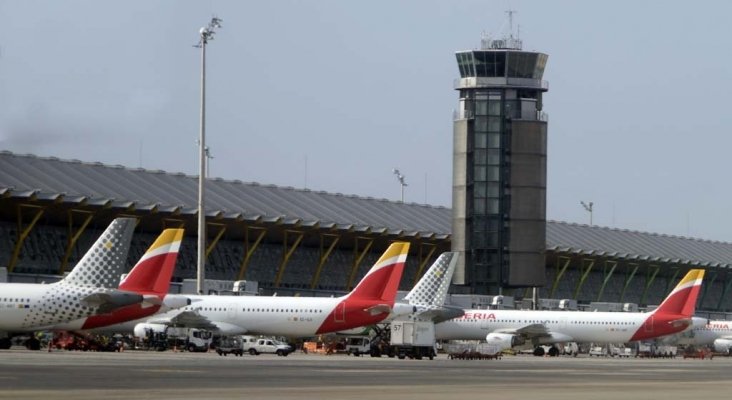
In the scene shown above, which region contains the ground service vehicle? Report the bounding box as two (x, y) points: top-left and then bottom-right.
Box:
(216, 336), (244, 356)
(389, 320), (436, 360)
(345, 336), (371, 356)
(247, 338), (292, 356)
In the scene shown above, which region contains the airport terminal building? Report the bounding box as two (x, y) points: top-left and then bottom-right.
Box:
(1, 152), (732, 316)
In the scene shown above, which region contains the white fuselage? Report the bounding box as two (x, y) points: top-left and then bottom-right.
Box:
(96, 294), (346, 337)
(435, 309), (652, 344)
(684, 317), (732, 346)
(0, 282), (114, 332)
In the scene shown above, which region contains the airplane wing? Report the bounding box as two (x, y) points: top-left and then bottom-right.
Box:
(415, 305), (465, 324)
(495, 323), (553, 338)
(145, 309), (247, 335)
(80, 290), (144, 313)
(147, 310), (220, 331)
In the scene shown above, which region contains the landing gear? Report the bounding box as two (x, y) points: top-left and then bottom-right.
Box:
(532, 346), (560, 357)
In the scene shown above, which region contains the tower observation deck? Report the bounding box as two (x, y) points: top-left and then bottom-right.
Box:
(452, 31), (549, 294)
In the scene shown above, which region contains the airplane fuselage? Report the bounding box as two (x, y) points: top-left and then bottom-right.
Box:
(435, 309), (687, 344)
(0, 282), (128, 332)
(97, 294), (393, 338)
(679, 317), (732, 347)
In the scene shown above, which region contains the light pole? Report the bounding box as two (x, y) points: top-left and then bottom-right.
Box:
(581, 201), (594, 226)
(195, 16), (222, 295)
(392, 168), (408, 203)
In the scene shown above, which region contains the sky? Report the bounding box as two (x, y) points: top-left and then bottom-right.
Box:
(1, 0), (732, 242)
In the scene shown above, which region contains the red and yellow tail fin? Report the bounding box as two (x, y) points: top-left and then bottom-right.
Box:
(347, 242), (410, 304)
(653, 269), (705, 317)
(119, 229), (184, 295)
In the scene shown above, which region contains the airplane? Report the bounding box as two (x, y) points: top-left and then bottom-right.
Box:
(116, 242), (411, 338)
(671, 316), (732, 354)
(53, 228), (189, 332)
(0, 218), (143, 349)
(434, 269), (705, 356)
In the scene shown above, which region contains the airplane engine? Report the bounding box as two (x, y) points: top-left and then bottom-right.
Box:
(485, 332), (524, 350)
(713, 338), (732, 354)
(133, 323), (168, 338)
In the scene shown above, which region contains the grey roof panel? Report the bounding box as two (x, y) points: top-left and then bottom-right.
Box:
(3, 152), (732, 267)
(547, 220), (732, 268)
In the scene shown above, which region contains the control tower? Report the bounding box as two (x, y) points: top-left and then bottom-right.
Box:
(451, 27), (548, 295)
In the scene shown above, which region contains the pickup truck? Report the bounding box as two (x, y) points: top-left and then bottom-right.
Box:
(246, 338), (293, 356)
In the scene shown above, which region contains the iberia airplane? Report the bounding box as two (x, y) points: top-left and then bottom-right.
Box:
(53, 228), (189, 332)
(0, 218), (143, 349)
(435, 269), (705, 356)
(679, 317), (732, 354)
(117, 242), (410, 338)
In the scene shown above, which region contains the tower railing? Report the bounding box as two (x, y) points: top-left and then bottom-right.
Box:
(453, 77), (549, 90)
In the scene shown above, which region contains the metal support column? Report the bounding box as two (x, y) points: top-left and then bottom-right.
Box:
(573, 258), (596, 300)
(205, 223), (227, 258)
(699, 269), (718, 309)
(549, 256), (571, 298)
(346, 237), (374, 290)
(619, 263), (639, 302)
(236, 227), (267, 281)
(639, 265), (661, 306)
(413, 243), (437, 286)
(596, 260), (618, 302)
(58, 209), (95, 275)
(273, 230), (304, 287)
(309, 234), (340, 290)
(717, 273), (732, 312)
(662, 267), (682, 295)
(7, 204), (45, 273)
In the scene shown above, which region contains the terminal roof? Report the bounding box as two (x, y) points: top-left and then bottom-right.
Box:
(1, 151), (731, 267)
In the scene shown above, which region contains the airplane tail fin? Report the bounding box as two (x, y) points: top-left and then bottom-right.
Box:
(652, 269), (705, 317)
(118, 229), (184, 296)
(403, 252), (458, 307)
(62, 218), (136, 288)
(347, 242), (410, 304)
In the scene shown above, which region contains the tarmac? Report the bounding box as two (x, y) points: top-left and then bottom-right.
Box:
(0, 348), (729, 400)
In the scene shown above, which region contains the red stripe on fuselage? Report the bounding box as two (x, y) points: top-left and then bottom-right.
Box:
(80, 299), (162, 330)
(629, 312), (690, 341)
(315, 297), (391, 334)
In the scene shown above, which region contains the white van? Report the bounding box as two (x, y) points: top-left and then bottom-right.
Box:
(345, 336), (371, 356)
